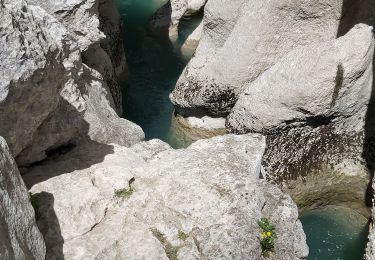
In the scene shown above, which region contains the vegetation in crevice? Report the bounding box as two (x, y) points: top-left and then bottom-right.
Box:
(258, 218), (277, 257)
(114, 177), (135, 199)
(151, 228), (181, 260)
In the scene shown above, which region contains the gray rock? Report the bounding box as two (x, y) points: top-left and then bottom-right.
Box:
(0, 136), (45, 260)
(151, 0), (206, 41)
(0, 0), (143, 166)
(170, 0), (375, 117)
(366, 179), (375, 260)
(28, 0), (126, 114)
(24, 134), (308, 259)
(227, 24), (375, 214)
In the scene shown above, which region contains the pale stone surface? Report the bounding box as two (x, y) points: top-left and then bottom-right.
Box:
(0, 137), (45, 260)
(24, 135), (308, 259)
(170, 0), (375, 117)
(227, 25), (375, 215)
(227, 24), (374, 134)
(181, 21), (203, 56)
(28, 0), (126, 114)
(0, 0), (143, 166)
(151, 0), (206, 41)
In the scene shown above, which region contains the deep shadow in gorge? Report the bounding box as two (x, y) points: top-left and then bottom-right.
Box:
(117, 0), (202, 148)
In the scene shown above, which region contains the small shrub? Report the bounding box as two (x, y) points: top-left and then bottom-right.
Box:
(258, 218), (276, 256)
(178, 230), (188, 241)
(114, 187), (134, 198)
(114, 177), (135, 199)
(29, 192), (40, 211)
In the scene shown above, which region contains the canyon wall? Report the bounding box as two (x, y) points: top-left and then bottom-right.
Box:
(0, 0), (144, 167)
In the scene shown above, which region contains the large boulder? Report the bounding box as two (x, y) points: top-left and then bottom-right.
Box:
(0, 136), (45, 260)
(170, 0), (375, 117)
(24, 135), (308, 259)
(27, 0), (127, 114)
(227, 24), (375, 214)
(0, 0), (143, 166)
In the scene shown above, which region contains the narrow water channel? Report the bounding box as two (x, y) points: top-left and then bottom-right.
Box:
(116, 0), (201, 148)
(115, 0), (370, 258)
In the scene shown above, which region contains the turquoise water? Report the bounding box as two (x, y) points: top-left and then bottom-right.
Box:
(116, 0), (201, 148)
(300, 206), (369, 260)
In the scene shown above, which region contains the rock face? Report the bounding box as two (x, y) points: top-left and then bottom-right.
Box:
(227, 24), (375, 214)
(366, 182), (375, 260)
(24, 135), (308, 259)
(170, 0), (375, 117)
(0, 136), (45, 260)
(151, 0), (206, 41)
(28, 0), (127, 114)
(0, 0), (144, 166)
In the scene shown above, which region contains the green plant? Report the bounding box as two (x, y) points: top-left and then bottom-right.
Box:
(29, 192), (40, 211)
(114, 177), (135, 198)
(258, 218), (276, 256)
(151, 228), (180, 260)
(177, 230), (188, 241)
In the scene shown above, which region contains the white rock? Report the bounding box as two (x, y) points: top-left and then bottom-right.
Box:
(227, 24), (374, 134)
(0, 0), (144, 166)
(227, 24), (375, 215)
(24, 135), (308, 259)
(170, 0), (375, 117)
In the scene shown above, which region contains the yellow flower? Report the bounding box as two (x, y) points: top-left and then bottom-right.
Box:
(261, 232), (267, 238)
(266, 231), (272, 237)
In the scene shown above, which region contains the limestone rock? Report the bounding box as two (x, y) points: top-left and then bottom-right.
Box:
(24, 135), (308, 259)
(151, 0), (206, 41)
(227, 24), (375, 214)
(28, 0), (127, 114)
(366, 179), (375, 260)
(0, 0), (143, 166)
(0, 136), (45, 260)
(170, 0), (375, 117)
(181, 21), (203, 56)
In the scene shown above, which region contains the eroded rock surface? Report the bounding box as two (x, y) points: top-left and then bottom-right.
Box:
(0, 136), (45, 260)
(0, 0), (143, 166)
(28, 0), (127, 114)
(227, 24), (375, 214)
(24, 135), (308, 259)
(170, 0), (375, 117)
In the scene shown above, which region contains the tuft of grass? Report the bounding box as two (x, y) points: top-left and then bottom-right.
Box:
(114, 177), (135, 199)
(151, 228), (180, 260)
(178, 230), (188, 241)
(114, 187), (134, 198)
(29, 192), (40, 211)
(258, 217), (277, 257)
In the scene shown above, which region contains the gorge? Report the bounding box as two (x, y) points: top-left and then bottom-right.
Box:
(0, 0), (375, 259)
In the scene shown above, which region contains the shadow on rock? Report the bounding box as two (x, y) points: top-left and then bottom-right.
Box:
(34, 192), (64, 259)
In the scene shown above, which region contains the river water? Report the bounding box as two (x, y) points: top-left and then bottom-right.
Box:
(116, 0), (369, 258)
(117, 0), (200, 148)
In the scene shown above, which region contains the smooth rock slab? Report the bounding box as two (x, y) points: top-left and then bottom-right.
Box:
(24, 135), (308, 259)
(170, 0), (375, 117)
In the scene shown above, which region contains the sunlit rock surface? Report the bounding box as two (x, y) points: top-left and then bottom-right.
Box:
(0, 0), (143, 166)
(24, 135), (308, 259)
